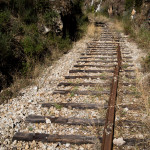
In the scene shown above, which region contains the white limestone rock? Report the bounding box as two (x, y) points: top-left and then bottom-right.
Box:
(113, 137), (126, 146)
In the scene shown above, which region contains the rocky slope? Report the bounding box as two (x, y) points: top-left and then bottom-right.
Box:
(0, 0), (87, 95)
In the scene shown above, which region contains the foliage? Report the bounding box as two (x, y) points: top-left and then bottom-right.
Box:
(125, 0), (134, 10)
(122, 12), (150, 72)
(44, 10), (58, 26)
(135, 0), (143, 12)
(144, 54), (150, 72)
(0, 0), (88, 94)
(48, 33), (72, 53)
(21, 35), (44, 58)
(9, 0), (37, 24)
(86, 6), (95, 13)
(0, 10), (10, 33)
(54, 103), (62, 110)
(125, 0), (143, 12)
(96, 3), (109, 17)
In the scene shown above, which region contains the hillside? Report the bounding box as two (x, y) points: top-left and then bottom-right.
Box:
(0, 0), (88, 99)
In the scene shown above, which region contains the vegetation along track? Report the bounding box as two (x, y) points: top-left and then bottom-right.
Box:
(12, 23), (149, 149)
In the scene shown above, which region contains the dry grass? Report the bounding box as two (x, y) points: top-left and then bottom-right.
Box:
(111, 19), (124, 33)
(87, 22), (101, 39)
(0, 76), (33, 104)
(95, 14), (109, 23)
(87, 23), (96, 38)
(138, 73), (150, 115)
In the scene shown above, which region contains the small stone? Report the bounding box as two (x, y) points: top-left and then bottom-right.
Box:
(66, 143), (70, 147)
(25, 144), (29, 149)
(113, 137), (126, 146)
(136, 134), (144, 139)
(79, 147), (84, 150)
(53, 130), (56, 134)
(17, 142), (22, 147)
(33, 86), (38, 92)
(124, 107), (128, 112)
(28, 100), (32, 103)
(12, 140), (17, 145)
(46, 118), (51, 124)
(116, 116), (120, 121)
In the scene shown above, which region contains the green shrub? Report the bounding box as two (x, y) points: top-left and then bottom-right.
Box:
(139, 27), (150, 47)
(86, 5), (95, 13)
(144, 54), (150, 72)
(135, 0), (143, 12)
(23, 24), (38, 35)
(35, 0), (51, 13)
(22, 8), (38, 24)
(44, 10), (58, 26)
(49, 33), (72, 52)
(21, 61), (32, 76)
(100, 5), (109, 17)
(0, 10), (10, 32)
(10, 0), (37, 24)
(125, 0), (134, 10)
(0, 32), (12, 64)
(125, 0), (142, 11)
(22, 35), (44, 57)
(11, 21), (24, 35)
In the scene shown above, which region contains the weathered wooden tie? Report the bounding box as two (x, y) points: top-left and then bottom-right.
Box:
(25, 115), (105, 126)
(13, 133), (103, 144)
(69, 69), (114, 73)
(42, 103), (108, 109)
(58, 82), (110, 87)
(53, 90), (110, 95)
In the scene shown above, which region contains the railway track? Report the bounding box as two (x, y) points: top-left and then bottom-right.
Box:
(12, 23), (148, 149)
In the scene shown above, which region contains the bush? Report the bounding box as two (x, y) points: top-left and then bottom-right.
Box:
(48, 33), (72, 53)
(0, 10), (10, 33)
(44, 10), (58, 26)
(122, 12), (150, 72)
(125, 0), (142, 12)
(21, 61), (32, 76)
(135, 0), (143, 12)
(22, 8), (38, 24)
(0, 32), (12, 65)
(125, 0), (134, 10)
(9, 0), (37, 24)
(144, 54), (150, 72)
(22, 35), (44, 58)
(100, 4), (109, 17)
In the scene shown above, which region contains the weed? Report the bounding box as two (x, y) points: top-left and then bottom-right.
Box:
(70, 92), (75, 97)
(122, 64), (129, 69)
(73, 86), (79, 91)
(28, 126), (33, 131)
(129, 86), (141, 98)
(148, 97), (150, 106)
(21, 35), (44, 58)
(99, 73), (107, 79)
(142, 54), (150, 72)
(101, 57), (105, 60)
(53, 103), (62, 110)
(0, 90), (13, 104)
(121, 110), (126, 116)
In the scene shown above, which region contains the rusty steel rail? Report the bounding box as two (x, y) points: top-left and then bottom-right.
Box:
(101, 44), (122, 150)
